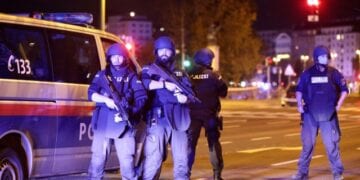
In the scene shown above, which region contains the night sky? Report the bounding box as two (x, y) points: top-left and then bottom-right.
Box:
(0, 0), (359, 30)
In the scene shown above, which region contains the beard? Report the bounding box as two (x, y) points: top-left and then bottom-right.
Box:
(156, 55), (175, 70)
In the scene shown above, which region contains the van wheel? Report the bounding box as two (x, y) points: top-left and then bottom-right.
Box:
(0, 148), (24, 180)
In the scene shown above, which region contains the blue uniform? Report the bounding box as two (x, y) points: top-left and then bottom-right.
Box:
(88, 66), (147, 180)
(187, 66), (228, 178)
(296, 65), (348, 176)
(141, 62), (192, 180)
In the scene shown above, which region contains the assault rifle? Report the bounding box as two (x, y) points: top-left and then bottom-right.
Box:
(99, 73), (131, 126)
(147, 63), (201, 103)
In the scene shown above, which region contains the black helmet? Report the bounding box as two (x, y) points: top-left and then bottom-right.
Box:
(313, 45), (330, 63)
(154, 36), (175, 54)
(194, 48), (214, 67)
(106, 43), (129, 59)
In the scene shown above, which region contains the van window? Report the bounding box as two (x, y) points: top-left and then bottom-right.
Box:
(48, 30), (100, 84)
(0, 24), (51, 81)
(101, 38), (116, 53)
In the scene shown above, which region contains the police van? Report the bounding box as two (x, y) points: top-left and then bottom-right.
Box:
(0, 13), (140, 179)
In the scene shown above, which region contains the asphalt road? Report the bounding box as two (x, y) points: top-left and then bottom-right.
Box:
(48, 98), (360, 180)
(160, 99), (360, 180)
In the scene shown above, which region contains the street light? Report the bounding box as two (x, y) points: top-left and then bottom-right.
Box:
(129, 11), (136, 17)
(300, 55), (310, 71)
(273, 57), (282, 87)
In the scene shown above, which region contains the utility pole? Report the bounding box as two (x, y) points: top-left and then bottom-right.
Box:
(100, 0), (106, 31)
(180, 1), (185, 70)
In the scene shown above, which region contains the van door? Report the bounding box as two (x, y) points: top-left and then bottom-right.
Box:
(47, 30), (100, 174)
(0, 23), (57, 177)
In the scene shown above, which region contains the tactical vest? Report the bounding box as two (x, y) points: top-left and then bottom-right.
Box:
(305, 67), (339, 122)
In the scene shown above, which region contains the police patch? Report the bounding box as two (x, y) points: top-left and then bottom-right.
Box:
(175, 71), (183, 77)
(311, 76), (328, 84)
(192, 74), (209, 79)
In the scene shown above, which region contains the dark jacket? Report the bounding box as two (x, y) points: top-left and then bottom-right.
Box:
(141, 62), (192, 131)
(188, 65), (228, 117)
(88, 66), (147, 138)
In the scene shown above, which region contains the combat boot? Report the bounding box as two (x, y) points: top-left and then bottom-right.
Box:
(333, 173), (344, 180)
(214, 171), (223, 180)
(291, 172), (308, 180)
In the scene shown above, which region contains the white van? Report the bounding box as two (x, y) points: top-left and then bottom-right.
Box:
(0, 13), (139, 179)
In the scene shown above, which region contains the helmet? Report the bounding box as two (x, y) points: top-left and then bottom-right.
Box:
(154, 36), (175, 54)
(106, 43), (129, 58)
(313, 45), (330, 63)
(194, 48), (214, 67)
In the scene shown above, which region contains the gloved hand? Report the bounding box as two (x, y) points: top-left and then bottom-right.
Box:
(164, 81), (180, 92)
(174, 92), (187, 104)
(104, 98), (118, 110)
(297, 105), (304, 113)
(335, 104), (341, 111)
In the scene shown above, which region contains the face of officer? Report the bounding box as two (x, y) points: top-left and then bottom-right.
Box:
(157, 48), (173, 62)
(317, 54), (329, 65)
(110, 54), (125, 69)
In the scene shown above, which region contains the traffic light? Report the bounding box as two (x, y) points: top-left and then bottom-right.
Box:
(265, 57), (273, 66)
(183, 59), (191, 68)
(307, 0), (319, 7)
(306, 0), (320, 22)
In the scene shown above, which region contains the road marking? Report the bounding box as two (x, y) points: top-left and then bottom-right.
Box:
(342, 126), (360, 130)
(223, 119), (247, 123)
(237, 146), (302, 153)
(251, 137), (272, 141)
(285, 133), (300, 137)
(223, 125), (241, 129)
(267, 121), (290, 125)
(271, 155), (323, 166)
(220, 141), (232, 145)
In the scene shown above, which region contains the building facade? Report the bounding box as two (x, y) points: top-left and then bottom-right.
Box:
(257, 21), (360, 81)
(107, 15), (153, 47)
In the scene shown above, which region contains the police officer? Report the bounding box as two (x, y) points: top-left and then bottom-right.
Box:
(292, 45), (348, 180)
(88, 43), (147, 180)
(187, 48), (228, 180)
(141, 36), (192, 180)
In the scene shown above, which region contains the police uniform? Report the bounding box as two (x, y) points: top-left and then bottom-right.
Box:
(88, 44), (147, 180)
(295, 47), (348, 179)
(140, 36), (192, 180)
(187, 48), (228, 179)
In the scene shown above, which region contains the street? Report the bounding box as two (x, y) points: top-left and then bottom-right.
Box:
(48, 98), (360, 180)
(161, 98), (360, 179)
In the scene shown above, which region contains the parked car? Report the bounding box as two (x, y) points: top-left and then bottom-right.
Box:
(281, 84), (297, 106)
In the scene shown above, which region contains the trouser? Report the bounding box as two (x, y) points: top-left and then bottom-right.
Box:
(188, 116), (223, 177)
(297, 112), (344, 175)
(88, 129), (137, 180)
(142, 123), (190, 180)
